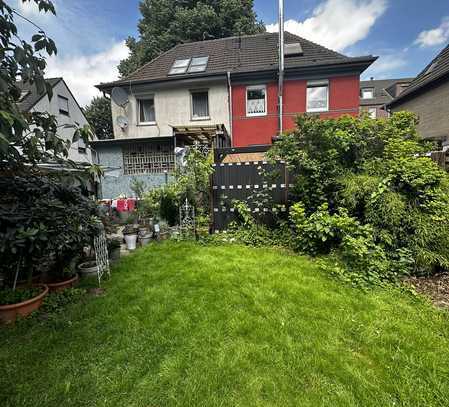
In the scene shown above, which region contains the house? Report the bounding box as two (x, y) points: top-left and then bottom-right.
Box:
(388, 43), (449, 142)
(17, 77), (93, 164)
(95, 32), (375, 198)
(360, 77), (413, 118)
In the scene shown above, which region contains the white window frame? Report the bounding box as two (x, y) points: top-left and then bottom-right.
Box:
(190, 90), (210, 120)
(169, 58), (191, 75)
(246, 85), (267, 117)
(361, 87), (374, 99)
(137, 97), (156, 125)
(368, 107), (377, 119)
(188, 57), (209, 73)
(306, 80), (329, 113)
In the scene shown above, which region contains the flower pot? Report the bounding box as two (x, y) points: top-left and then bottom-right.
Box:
(78, 261), (98, 277)
(140, 235), (152, 246)
(0, 284), (48, 324)
(46, 274), (79, 292)
(124, 233), (138, 250)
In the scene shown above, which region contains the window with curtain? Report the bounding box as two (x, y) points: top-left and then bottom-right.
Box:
(306, 81), (328, 112)
(138, 98), (155, 124)
(191, 91), (209, 119)
(246, 85), (266, 116)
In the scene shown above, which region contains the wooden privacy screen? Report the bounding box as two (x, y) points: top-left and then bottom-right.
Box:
(211, 146), (291, 232)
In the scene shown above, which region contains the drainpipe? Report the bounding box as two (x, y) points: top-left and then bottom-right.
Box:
(278, 0), (284, 135)
(227, 71), (233, 145)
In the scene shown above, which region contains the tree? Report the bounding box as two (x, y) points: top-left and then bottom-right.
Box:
(84, 96), (113, 140)
(0, 0), (94, 170)
(118, 0), (265, 77)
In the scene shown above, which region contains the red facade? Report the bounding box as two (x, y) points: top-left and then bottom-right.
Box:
(231, 75), (360, 147)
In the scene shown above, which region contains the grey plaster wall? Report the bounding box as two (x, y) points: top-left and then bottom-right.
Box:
(96, 143), (172, 199)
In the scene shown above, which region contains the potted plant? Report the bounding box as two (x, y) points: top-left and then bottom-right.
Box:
(0, 284), (49, 324)
(123, 225), (139, 250)
(78, 260), (98, 277)
(108, 237), (122, 260)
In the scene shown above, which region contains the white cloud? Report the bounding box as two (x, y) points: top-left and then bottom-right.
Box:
(266, 0), (387, 51)
(415, 17), (449, 48)
(46, 42), (129, 106)
(361, 54), (407, 79)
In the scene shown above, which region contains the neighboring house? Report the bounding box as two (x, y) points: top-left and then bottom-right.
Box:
(388, 43), (449, 142)
(95, 32), (375, 198)
(17, 77), (92, 164)
(360, 78), (413, 118)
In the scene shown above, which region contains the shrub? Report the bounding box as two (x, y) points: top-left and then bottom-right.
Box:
(269, 112), (449, 284)
(0, 174), (100, 287)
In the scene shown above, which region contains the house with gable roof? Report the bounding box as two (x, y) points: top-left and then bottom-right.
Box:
(388, 43), (449, 143)
(94, 32), (376, 198)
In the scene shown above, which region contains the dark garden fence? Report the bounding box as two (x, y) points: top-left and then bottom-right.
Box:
(211, 146), (292, 232)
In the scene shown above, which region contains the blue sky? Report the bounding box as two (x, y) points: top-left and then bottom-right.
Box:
(11, 0), (449, 105)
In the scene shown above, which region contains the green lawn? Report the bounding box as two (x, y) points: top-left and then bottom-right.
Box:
(1, 242), (449, 406)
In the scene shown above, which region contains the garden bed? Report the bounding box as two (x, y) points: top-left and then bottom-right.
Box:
(407, 273), (449, 309)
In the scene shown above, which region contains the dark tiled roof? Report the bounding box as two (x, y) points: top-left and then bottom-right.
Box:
(388, 43), (449, 107)
(360, 78), (413, 106)
(16, 77), (61, 112)
(97, 32), (375, 89)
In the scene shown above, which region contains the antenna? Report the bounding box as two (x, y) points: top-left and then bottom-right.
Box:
(111, 87), (129, 107)
(278, 0), (284, 135)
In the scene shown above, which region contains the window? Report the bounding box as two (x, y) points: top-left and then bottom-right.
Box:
(169, 56), (209, 75)
(58, 95), (69, 115)
(122, 142), (175, 175)
(169, 58), (191, 75)
(368, 108), (377, 119)
(361, 88), (374, 99)
(138, 98), (155, 124)
(188, 56), (209, 73)
(246, 85), (266, 116)
(191, 91), (209, 119)
(306, 80), (328, 113)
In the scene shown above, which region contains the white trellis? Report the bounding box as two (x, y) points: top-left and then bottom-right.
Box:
(179, 198), (195, 236)
(94, 230), (110, 286)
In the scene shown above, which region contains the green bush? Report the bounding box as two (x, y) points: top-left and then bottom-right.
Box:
(269, 111), (449, 284)
(0, 174), (100, 287)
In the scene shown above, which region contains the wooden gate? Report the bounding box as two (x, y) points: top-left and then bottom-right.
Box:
(211, 146), (290, 232)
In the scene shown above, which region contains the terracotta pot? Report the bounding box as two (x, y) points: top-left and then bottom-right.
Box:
(46, 274), (79, 292)
(0, 284), (48, 324)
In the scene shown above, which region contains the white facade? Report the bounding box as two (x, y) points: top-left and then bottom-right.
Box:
(31, 79), (92, 163)
(110, 78), (230, 140)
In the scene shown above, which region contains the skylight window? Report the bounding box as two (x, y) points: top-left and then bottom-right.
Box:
(188, 56), (209, 73)
(169, 58), (191, 75)
(168, 56), (209, 75)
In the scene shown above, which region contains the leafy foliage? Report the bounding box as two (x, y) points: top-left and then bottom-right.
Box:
(268, 112), (449, 286)
(118, 0), (265, 76)
(141, 147), (214, 226)
(0, 0), (95, 170)
(0, 174), (101, 286)
(0, 286), (42, 305)
(84, 96), (113, 140)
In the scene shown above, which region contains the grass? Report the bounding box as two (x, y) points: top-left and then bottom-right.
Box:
(1, 241), (449, 406)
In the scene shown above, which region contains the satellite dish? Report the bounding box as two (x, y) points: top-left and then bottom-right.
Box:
(116, 115), (128, 130)
(111, 87), (129, 107)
